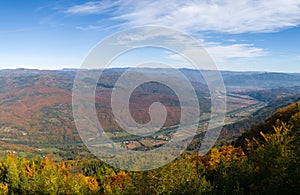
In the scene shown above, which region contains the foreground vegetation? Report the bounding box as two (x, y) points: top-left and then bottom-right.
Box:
(1, 102), (300, 194)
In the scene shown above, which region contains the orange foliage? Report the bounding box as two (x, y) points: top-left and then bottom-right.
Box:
(207, 145), (245, 169)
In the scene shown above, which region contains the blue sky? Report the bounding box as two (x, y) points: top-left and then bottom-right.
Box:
(0, 0), (300, 72)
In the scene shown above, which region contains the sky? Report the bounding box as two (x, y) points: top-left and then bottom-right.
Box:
(0, 0), (300, 72)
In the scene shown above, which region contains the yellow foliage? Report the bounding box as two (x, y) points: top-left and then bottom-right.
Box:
(208, 148), (221, 169)
(84, 176), (100, 192)
(0, 183), (8, 195)
(104, 171), (131, 194)
(57, 161), (68, 175)
(208, 145), (245, 169)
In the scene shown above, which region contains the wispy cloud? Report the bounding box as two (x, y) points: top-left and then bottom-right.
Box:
(66, 0), (300, 34)
(110, 27), (267, 61)
(67, 1), (300, 63)
(0, 27), (45, 34)
(75, 23), (126, 31)
(206, 43), (266, 61)
(168, 43), (266, 63)
(65, 1), (119, 15)
(0, 28), (28, 34)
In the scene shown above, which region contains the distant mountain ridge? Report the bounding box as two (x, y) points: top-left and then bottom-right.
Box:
(2, 68), (300, 88)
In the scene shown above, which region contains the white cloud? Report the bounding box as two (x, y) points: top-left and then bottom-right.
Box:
(65, 1), (118, 15)
(67, 1), (287, 64)
(113, 27), (196, 46)
(75, 23), (125, 31)
(168, 43), (266, 63)
(206, 43), (266, 61)
(67, 0), (300, 33)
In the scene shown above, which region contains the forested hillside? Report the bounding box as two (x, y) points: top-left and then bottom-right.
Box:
(1, 69), (300, 160)
(0, 101), (299, 194)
